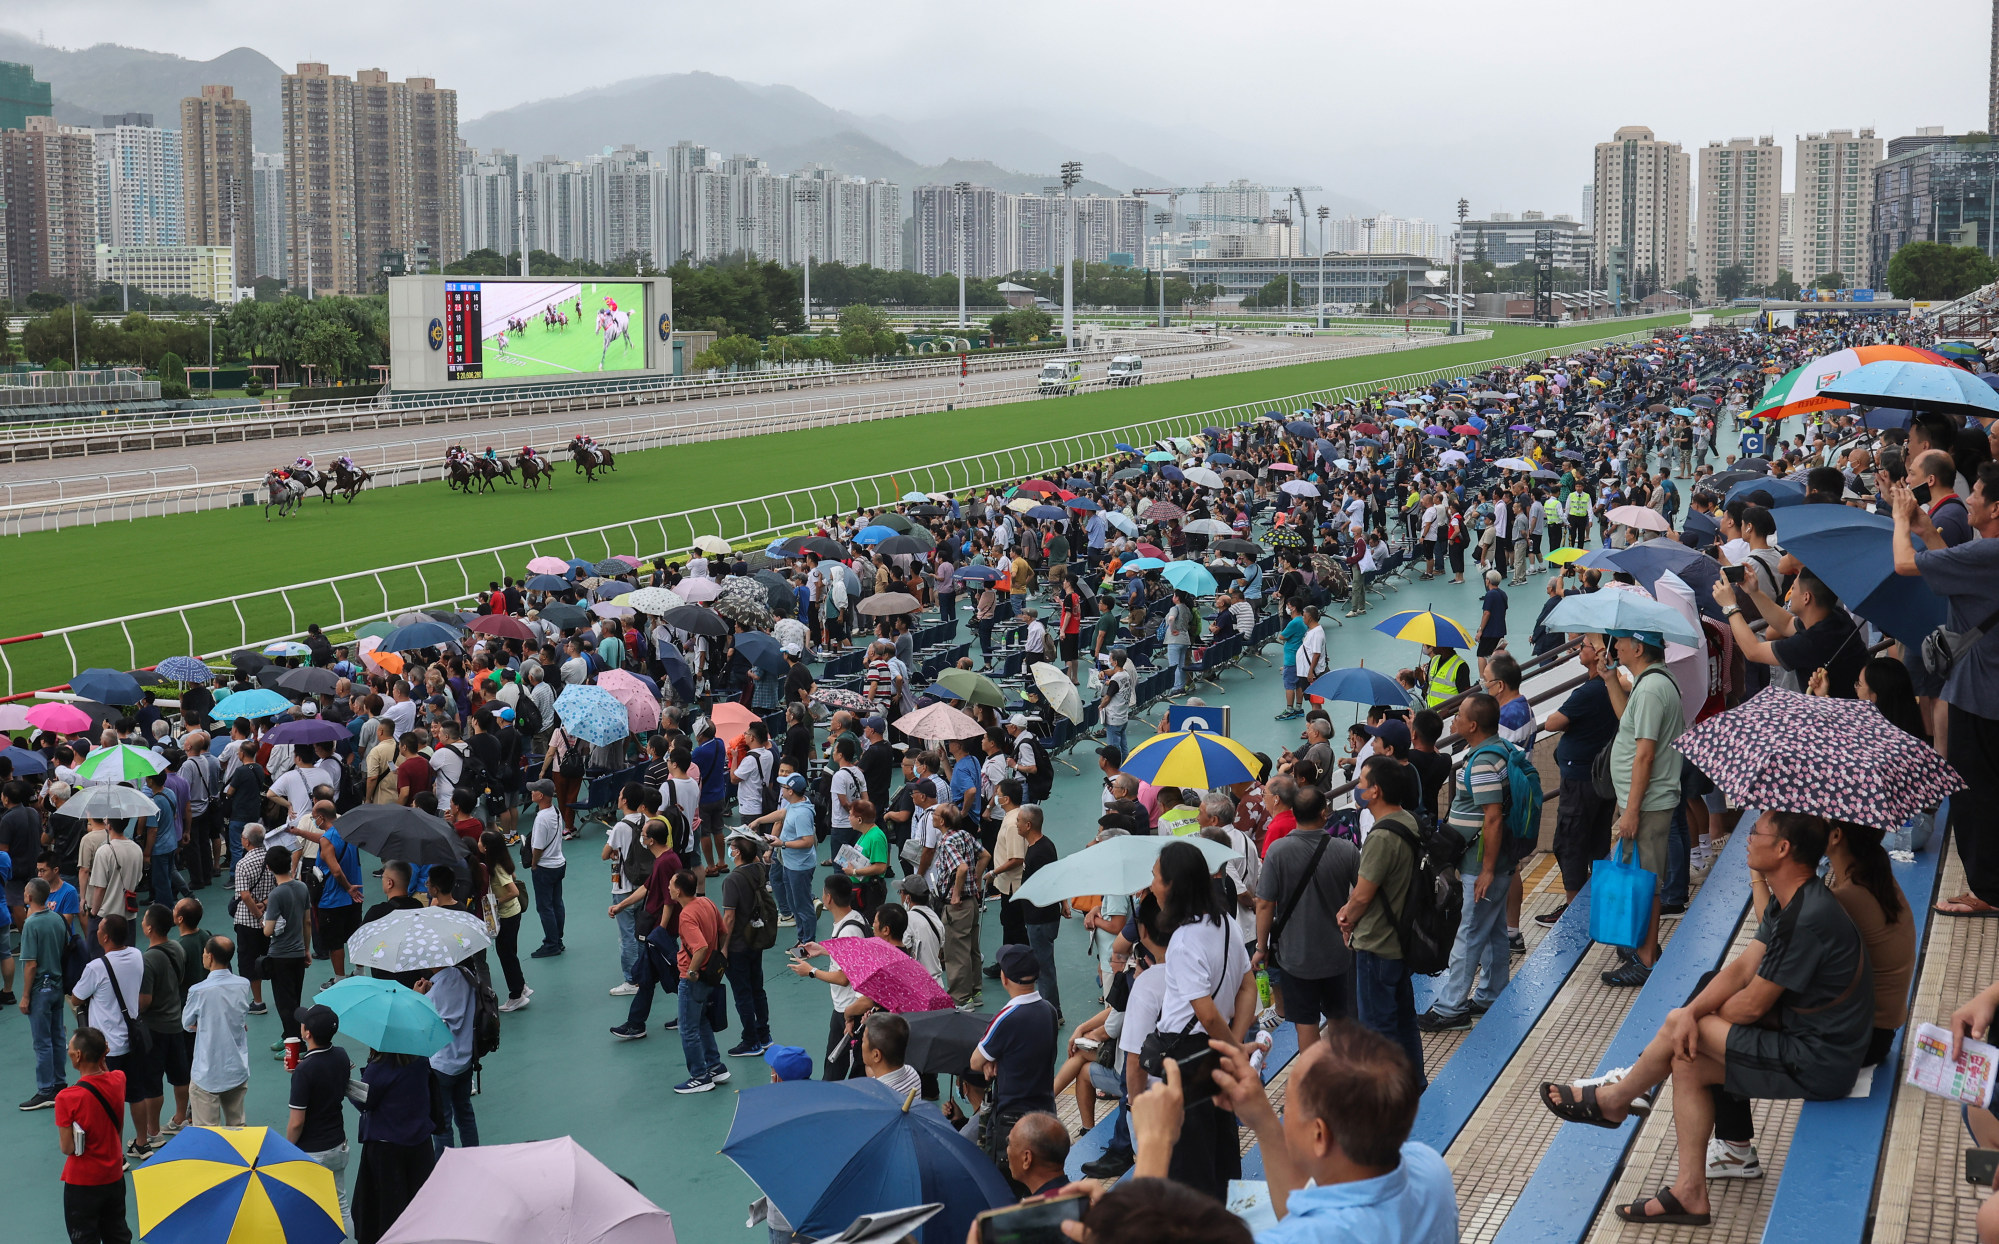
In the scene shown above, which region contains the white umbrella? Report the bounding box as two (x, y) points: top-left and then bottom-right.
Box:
(1104, 512), (1139, 537)
(1493, 457), (1536, 471)
(1183, 467), (1226, 489)
(624, 587), (685, 615)
(1030, 662), (1083, 724)
(1606, 505), (1671, 533)
(346, 907), (492, 974)
(56, 784), (161, 820)
(1439, 450), (1469, 466)
(676, 578), (721, 602)
(1280, 480), (1320, 497)
(1014, 834), (1237, 907)
(1182, 518), (1234, 536)
(692, 535), (733, 555)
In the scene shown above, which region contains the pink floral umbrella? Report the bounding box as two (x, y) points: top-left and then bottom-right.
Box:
(594, 669), (661, 733)
(821, 937), (953, 1014)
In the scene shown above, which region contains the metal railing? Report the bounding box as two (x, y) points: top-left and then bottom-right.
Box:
(0, 321), (1663, 699)
(0, 329), (1474, 531)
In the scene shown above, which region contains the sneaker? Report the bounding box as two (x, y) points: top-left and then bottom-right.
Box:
(247, 1001), (267, 1016)
(530, 945), (563, 959)
(673, 1074), (716, 1094)
(1706, 1138), (1764, 1180)
(609, 1023), (648, 1041)
(1534, 904), (1570, 928)
(0, 991), (15, 1006)
(708, 1067), (732, 1084)
(776, 915), (796, 927)
(609, 982), (639, 996)
(499, 994), (531, 1013)
(983, 962), (1003, 980)
(1660, 901), (1687, 917)
(1080, 1150), (1136, 1180)
(728, 1039), (769, 1058)
(661, 1017), (679, 1031)
(1416, 1008), (1472, 1033)
(160, 1117), (186, 1137)
(1601, 958), (1653, 988)
(1508, 929), (1526, 953)
(18, 1092), (58, 1111)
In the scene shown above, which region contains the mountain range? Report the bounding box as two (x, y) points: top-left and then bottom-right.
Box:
(0, 34), (1375, 219)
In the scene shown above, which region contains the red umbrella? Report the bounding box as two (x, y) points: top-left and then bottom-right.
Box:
(821, 937), (953, 1013)
(468, 614), (534, 642)
(1134, 542), (1165, 559)
(1354, 423), (1383, 436)
(1452, 424), (1480, 435)
(1141, 501), (1185, 523)
(1018, 480), (1061, 495)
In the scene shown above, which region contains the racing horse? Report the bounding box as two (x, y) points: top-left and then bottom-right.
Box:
(474, 456), (515, 490)
(262, 470), (307, 519)
(516, 452), (555, 490)
(445, 454), (479, 493)
(566, 437), (616, 481)
(326, 461), (372, 502)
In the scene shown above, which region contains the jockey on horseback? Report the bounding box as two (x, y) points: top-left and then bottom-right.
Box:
(521, 444), (538, 462)
(336, 455), (355, 473)
(293, 456), (314, 474)
(482, 446), (499, 465)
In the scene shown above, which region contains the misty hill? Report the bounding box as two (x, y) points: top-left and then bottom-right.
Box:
(0, 31), (283, 148)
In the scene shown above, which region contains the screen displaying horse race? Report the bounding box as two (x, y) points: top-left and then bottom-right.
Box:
(442, 280), (649, 381)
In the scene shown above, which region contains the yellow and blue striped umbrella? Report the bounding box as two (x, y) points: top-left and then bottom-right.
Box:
(1121, 730), (1262, 789)
(134, 1126), (343, 1244)
(1373, 609), (1472, 650)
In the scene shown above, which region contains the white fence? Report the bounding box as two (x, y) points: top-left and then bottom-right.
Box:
(0, 321), (1665, 699)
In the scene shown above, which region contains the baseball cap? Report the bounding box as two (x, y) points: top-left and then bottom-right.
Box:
(863, 715), (887, 734)
(525, 778), (556, 796)
(762, 1044), (813, 1081)
(1006, 713), (1033, 729)
(497, 706), (516, 721)
(297, 701), (319, 716)
(779, 773), (808, 794)
(295, 1004), (338, 1044)
(1366, 719), (1411, 751)
(725, 827), (766, 851)
(997, 944), (1040, 984)
(1608, 628), (1665, 649)
(781, 642), (804, 657)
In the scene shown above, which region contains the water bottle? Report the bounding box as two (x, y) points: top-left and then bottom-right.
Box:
(1255, 968), (1272, 1009)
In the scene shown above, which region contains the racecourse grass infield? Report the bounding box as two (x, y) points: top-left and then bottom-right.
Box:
(1, 316), (1684, 696)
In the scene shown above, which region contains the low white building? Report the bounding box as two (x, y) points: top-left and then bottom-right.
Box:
(95, 243), (239, 304)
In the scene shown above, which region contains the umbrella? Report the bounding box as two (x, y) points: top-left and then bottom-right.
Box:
(801, 537), (847, 559)
(934, 667), (1005, 708)
(1284, 420), (1315, 437)
(1141, 500), (1186, 524)
(1215, 538), (1262, 556)
(381, 621), (458, 652)
(1143, 450), (1177, 463)
(1012, 833), (1237, 907)
(155, 656), (214, 684)
(675, 577), (722, 603)
(1104, 511), (1139, 536)
(313, 976), (450, 1057)
(379, 1138), (677, 1244)
(595, 669), (663, 733)
(1263, 527), (1306, 551)
(1818, 359), (1999, 418)
(901, 1009), (996, 1077)
(1183, 467), (1225, 489)
(71, 668), (143, 705)
(469, 614), (536, 642)
(1725, 475), (1806, 508)
(1280, 480), (1320, 497)
(692, 534), (735, 555)
(346, 906), (492, 974)
(1030, 662), (1083, 724)
(660, 605), (728, 638)
(854, 525), (899, 545)
(562, 559), (595, 575)
(1534, 429), (1559, 439)
(74, 743), (168, 783)
(255, 667), (291, 691)
(1438, 450), (1469, 467)
(1265, 462), (1298, 473)
(814, 687), (877, 713)
(539, 602), (590, 630)
(1935, 340), (1984, 365)
(1121, 730), (1262, 789)
(554, 684), (633, 746)
(1773, 505), (1949, 645)
(23, 700), (97, 736)
(1134, 542), (1166, 559)
(1423, 425), (1450, 436)
(1493, 458), (1536, 471)
(264, 641), (312, 659)
(624, 586), (686, 615)
(1373, 610), (1473, 650)
(277, 666), (341, 696)
(1182, 518), (1233, 536)
(733, 632), (790, 678)
(1118, 557), (1167, 573)
(858, 592), (922, 617)
(1160, 560), (1218, 596)
(1065, 497), (1101, 512)
(334, 804), (465, 866)
(1675, 688), (1962, 831)
(723, 1078), (1012, 1244)
(714, 577), (777, 629)
(133, 1126), (342, 1244)
(1605, 505), (1672, 533)
(263, 719), (351, 746)
(1, 743), (48, 776)
(524, 575), (572, 592)
(1114, 442), (1139, 452)
(526, 555), (570, 575)
(208, 688), (293, 721)
(229, 650), (270, 673)
(1155, 465), (1185, 483)
(1542, 589), (1702, 647)
(1751, 345), (1950, 420)
(356, 639), (404, 679)
(878, 534), (934, 557)
(901, 490), (932, 503)
(710, 701), (761, 742)
(1557, 449), (1586, 461)
(895, 702), (986, 742)
(589, 580), (629, 602)
(59, 784), (163, 820)
(821, 937), (954, 1013)
(953, 565), (1001, 583)
(589, 559), (626, 577)
(1305, 666), (1414, 708)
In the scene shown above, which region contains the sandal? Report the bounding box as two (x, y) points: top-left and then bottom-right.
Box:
(1614, 1187), (1710, 1226)
(1539, 1081), (1623, 1129)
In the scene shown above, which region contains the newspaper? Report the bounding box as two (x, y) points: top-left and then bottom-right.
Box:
(1905, 1022), (1997, 1107)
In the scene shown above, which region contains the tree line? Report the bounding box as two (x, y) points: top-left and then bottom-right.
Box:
(3, 298), (388, 385)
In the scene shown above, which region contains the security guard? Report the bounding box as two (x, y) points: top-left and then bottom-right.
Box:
(1565, 485), (1593, 550)
(1421, 643), (1470, 708)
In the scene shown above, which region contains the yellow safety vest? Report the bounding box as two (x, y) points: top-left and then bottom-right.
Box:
(1543, 497), (1562, 528)
(1566, 491), (1592, 517)
(1425, 653), (1467, 707)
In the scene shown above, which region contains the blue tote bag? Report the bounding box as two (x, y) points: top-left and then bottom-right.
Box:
(1588, 841), (1657, 950)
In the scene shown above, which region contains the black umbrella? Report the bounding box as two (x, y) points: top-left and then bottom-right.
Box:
(254, 666), (290, 690)
(734, 631), (789, 676)
(1735, 456), (1771, 475)
(278, 666), (341, 696)
(770, 536), (812, 559)
(230, 650), (269, 673)
(660, 606), (729, 637)
(332, 805), (465, 866)
(877, 534), (932, 556)
(1112, 467), (1145, 481)
(1215, 538), (1261, 556)
(902, 1008), (998, 1077)
(907, 505), (947, 517)
(800, 537), (845, 559)
(753, 570), (793, 610)
(871, 513), (914, 534)
(540, 602), (589, 630)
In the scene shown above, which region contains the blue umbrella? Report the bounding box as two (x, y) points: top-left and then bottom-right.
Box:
(1285, 420), (1315, 436)
(591, 581), (628, 600)
(1304, 666), (1413, 708)
(1143, 450), (1177, 463)
(1065, 477), (1093, 490)
(71, 668), (142, 705)
(552, 684), (631, 746)
(1604, 541), (1720, 615)
(1021, 505), (1065, 521)
(853, 525), (899, 545)
(525, 574), (571, 592)
(1120, 557), (1168, 572)
(380, 621), (459, 652)
(564, 558), (594, 574)
(1160, 560), (1218, 596)
(659, 653), (696, 704)
(1773, 506), (1950, 645)
(1542, 589), (1703, 647)
(1156, 465), (1185, 482)
(1863, 408), (1914, 429)
(1679, 509), (1721, 550)
(1725, 474), (1807, 508)
(2, 747), (48, 776)
(734, 631), (789, 676)
(1819, 359), (1999, 418)
(209, 688), (293, 720)
(723, 1078), (1011, 1244)
(1208, 452), (1236, 465)
(954, 565), (1002, 582)
(1114, 442), (1138, 452)
(155, 656), (213, 684)
(313, 976), (449, 1057)
(1065, 497), (1100, 512)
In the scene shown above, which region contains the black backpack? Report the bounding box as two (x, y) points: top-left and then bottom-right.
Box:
(460, 963), (503, 1061)
(615, 816), (653, 894)
(660, 781), (695, 857)
(1024, 735), (1055, 802)
(513, 695), (543, 739)
(449, 742), (490, 803)
(740, 862), (780, 953)
(1377, 816), (1466, 977)
(556, 730), (587, 779)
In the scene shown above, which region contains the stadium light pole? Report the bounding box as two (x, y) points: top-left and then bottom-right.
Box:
(517, 179), (529, 277)
(1453, 198), (1468, 336)
(1316, 205), (1329, 328)
(954, 180), (971, 329)
(1153, 210), (1172, 327)
(1060, 161), (1081, 346)
(795, 182), (818, 329)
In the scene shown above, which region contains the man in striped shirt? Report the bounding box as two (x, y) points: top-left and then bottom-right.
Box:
(1418, 694), (1512, 1033)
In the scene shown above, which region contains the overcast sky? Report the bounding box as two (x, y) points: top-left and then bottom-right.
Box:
(15, 0), (1992, 219)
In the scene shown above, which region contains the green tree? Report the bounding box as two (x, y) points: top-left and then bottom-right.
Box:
(1886, 242), (1999, 300)
(298, 318), (363, 381)
(1714, 265), (1750, 301)
(1762, 268), (1800, 300)
(1812, 271), (1846, 289)
(1673, 274), (1703, 302)
(989, 307), (1053, 344)
(838, 304), (899, 359)
(21, 305), (95, 366)
(1380, 277), (1409, 308)
(1241, 275), (1298, 309)
(692, 333), (764, 371)
(443, 247), (513, 276)
(156, 350), (189, 399)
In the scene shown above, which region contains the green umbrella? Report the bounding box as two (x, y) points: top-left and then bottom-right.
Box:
(934, 667), (1005, 708)
(74, 744), (168, 783)
(872, 513), (914, 533)
(355, 620), (396, 642)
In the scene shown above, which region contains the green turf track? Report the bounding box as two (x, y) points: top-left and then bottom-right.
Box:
(0, 316), (1685, 696)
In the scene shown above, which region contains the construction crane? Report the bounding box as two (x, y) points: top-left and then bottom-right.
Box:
(1132, 183), (1325, 225)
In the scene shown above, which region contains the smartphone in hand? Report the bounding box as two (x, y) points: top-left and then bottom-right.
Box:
(976, 1192), (1089, 1244)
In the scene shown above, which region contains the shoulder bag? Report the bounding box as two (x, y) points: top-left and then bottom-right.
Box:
(1266, 832), (1332, 973)
(1139, 920), (1233, 1081)
(100, 951), (153, 1060)
(1921, 601), (1999, 682)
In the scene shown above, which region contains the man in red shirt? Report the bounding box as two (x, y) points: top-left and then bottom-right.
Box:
(1259, 775), (1301, 856)
(56, 1026), (129, 1242)
(1057, 578), (1085, 684)
(670, 870), (726, 1095)
(488, 583), (506, 616)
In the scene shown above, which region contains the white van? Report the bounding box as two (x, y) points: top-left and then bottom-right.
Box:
(1106, 355), (1144, 386)
(1037, 358), (1082, 395)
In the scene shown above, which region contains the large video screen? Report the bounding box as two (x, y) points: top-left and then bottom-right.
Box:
(442, 280), (648, 382)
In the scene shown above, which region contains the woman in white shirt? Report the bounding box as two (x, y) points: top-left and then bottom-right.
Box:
(1146, 840), (1256, 1200)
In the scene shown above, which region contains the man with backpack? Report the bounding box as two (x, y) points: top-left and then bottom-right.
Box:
(1253, 787), (1359, 1054)
(1339, 755), (1440, 1086)
(1003, 716), (1052, 804)
(417, 953), (479, 1152)
(1419, 694), (1531, 1033)
(720, 831), (776, 1058)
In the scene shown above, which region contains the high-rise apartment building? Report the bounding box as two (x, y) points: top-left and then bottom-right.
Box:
(915, 186), (1142, 279)
(0, 62), (52, 133)
(458, 147), (518, 258)
(1778, 191), (1794, 273)
(0, 115), (99, 302)
(1196, 180), (1269, 235)
(1592, 125), (1690, 291)
(1696, 136), (1782, 295)
(914, 183), (1001, 278)
(1793, 128), (1880, 287)
(280, 63), (460, 294)
(180, 85), (254, 285)
(251, 151), (287, 280)
(93, 114), (182, 250)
